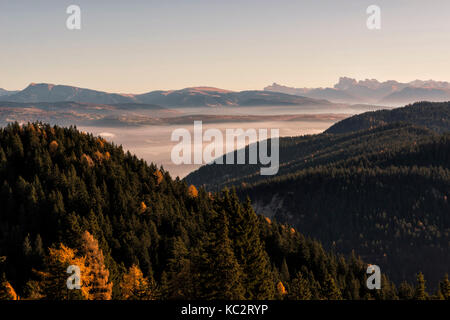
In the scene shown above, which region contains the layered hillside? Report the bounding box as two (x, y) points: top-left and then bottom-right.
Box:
(1, 122), (430, 300)
(185, 102), (450, 287)
(326, 101), (450, 134)
(186, 124), (440, 189)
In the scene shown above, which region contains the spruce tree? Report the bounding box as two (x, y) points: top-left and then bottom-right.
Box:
(413, 272), (428, 300)
(322, 273), (342, 300)
(289, 272), (312, 300)
(439, 274), (450, 300)
(224, 192), (275, 299)
(195, 210), (245, 300)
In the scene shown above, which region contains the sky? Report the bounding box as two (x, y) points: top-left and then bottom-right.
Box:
(1, 0), (450, 93)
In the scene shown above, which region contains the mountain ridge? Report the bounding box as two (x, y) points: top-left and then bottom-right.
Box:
(1, 83), (331, 107)
(265, 77), (450, 105)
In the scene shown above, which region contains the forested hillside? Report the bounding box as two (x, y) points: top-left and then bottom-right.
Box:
(3, 122), (446, 300)
(241, 135), (450, 287)
(185, 102), (450, 288)
(186, 123), (440, 190)
(325, 101), (450, 134)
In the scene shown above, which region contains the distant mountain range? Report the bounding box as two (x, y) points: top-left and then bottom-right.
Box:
(0, 83), (331, 107)
(265, 77), (450, 105)
(0, 88), (18, 96)
(6, 77), (450, 107)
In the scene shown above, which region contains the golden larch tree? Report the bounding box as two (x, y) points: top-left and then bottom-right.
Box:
(0, 277), (19, 300)
(154, 170), (164, 185)
(188, 185), (198, 198)
(80, 231), (113, 300)
(49, 140), (59, 154)
(120, 265), (155, 300)
(277, 281), (287, 296)
(139, 201), (148, 214)
(37, 243), (91, 300)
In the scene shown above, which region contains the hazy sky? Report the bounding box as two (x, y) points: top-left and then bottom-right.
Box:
(1, 0), (450, 93)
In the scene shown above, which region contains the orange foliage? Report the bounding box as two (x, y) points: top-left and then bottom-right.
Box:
(104, 152), (111, 160)
(81, 154), (94, 167)
(49, 140), (59, 154)
(120, 265), (154, 300)
(277, 281), (287, 295)
(188, 185), (198, 198)
(93, 151), (104, 163)
(290, 228), (296, 234)
(27, 123), (36, 132)
(80, 231), (113, 300)
(96, 138), (105, 149)
(140, 201), (147, 214)
(265, 217), (272, 224)
(39, 243), (91, 299)
(154, 170), (163, 185)
(0, 280), (19, 300)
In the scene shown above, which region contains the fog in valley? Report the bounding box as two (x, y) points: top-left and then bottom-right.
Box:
(79, 105), (367, 178)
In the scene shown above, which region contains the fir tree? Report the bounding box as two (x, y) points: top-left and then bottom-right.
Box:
(413, 272), (428, 300)
(289, 272), (312, 300)
(439, 274), (450, 300)
(195, 210), (245, 300)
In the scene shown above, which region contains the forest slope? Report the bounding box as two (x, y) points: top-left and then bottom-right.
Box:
(2, 122), (434, 300)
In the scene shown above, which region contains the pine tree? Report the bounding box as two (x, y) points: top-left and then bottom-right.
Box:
(195, 211), (245, 300)
(289, 272), (312, 300)
(439, 274), (450, 300)
(159, 271), (169, 300)
(225, 193), (275, 299)
(280, 258), (290, 282)
(322, 273), (342, 300)
(397, 281), (414, 300)
(166, 237), (193, 299)
(34, 234), (44, 258)
(23, 280), (44, 300)
(23, 234), (32, 257)
(413, 272), (428, 300)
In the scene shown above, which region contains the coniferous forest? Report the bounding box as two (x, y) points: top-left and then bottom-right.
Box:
(187, 102), (450, 295)
(0, 115), (449, 300)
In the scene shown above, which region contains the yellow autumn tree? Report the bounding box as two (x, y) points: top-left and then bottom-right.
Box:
(80, 231), (113, 300)
(81, 154), (94, 167)
(139, 201), (147, 214)
(96, 137), (105, 149)
(37, 243), (91, 300)
(93, 150), (104, 163)
(49, 140), (59, 154)
(277, 281), (287, 296)
(0, 275), (19, 300)
(154, 170), (163, 185)
(120, 265), (155, 300)
(188, 185), (198, 198)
